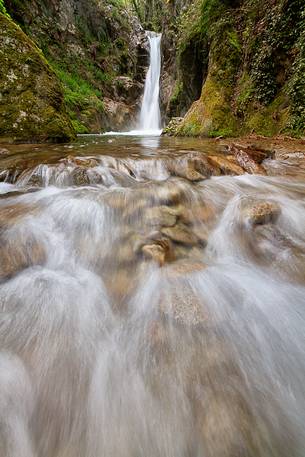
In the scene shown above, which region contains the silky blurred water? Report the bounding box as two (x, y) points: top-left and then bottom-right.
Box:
(0, 136), (305, 457)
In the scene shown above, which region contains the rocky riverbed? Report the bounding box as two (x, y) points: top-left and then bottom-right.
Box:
(0, 135), (305, 457)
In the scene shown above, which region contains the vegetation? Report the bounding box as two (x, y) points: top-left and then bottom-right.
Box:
(4, 0), (142, 133)
(174, 0), (305, 138)
(0, 13), (75, 142)
(0, 0), (304, 139)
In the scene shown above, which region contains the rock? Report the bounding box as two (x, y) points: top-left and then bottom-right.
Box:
(146, 206), (177, 227)
(62, 156), (99, 168)
(161, 223), (198, 246)
(0, 148), (9, 155)
(0, 233), (46, 280)
(188, 155), (220, 177)
(166, 260), (207, 277)
(159, 286), (207, 326)
(230, 143), (273, 163)
(142, 236), (175, 265)
(168, 156), (209, 181)
(103, 98), (134, 131)
(229, 145), (267, 175)
(142, 244), (166, 266)
(193, 225), (209, 247)
(191, 204), (216, 225)
(71, 167), (90, 186)
(162, 117), (184, 136)
(0, 203), (37, 229)
(155, 184), (184, 206)
(185, 167), (205, 182)
(0, 14), (75, 143)
(242, 200), (281, 225)
(207, 156), (244, 176)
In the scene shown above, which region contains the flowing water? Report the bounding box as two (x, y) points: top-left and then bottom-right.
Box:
(1, 135), (305, 457)
(139, 32), (162, 133)
(104, 31), (162, 136)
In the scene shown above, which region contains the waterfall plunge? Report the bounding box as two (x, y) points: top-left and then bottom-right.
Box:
(139, 31), (162, 133)
(103, 31), (162, 137)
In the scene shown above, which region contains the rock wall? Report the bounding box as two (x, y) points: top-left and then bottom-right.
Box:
(162, 0), (305, 138)
(0, 13), (75, 143)
(5, 0), (148, 133)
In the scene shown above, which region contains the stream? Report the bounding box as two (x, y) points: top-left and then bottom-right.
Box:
(0, 134), (305, 457)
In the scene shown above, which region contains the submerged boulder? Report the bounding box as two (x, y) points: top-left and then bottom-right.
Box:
(0, 14), (75, 143)
(242, 200), (281, 226)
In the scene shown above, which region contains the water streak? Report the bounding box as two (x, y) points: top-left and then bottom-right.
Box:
(0, 141), (305, 457)
(139, 31), (162, 133)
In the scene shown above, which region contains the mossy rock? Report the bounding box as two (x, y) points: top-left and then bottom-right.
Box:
(0, 13), (75, 143)
(178, 72), (239, 137)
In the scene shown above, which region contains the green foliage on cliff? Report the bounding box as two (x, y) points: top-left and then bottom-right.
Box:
(4, 0), (144, 133)
(0, 13), (75, 142)
(171, 0), (305, 138)
(0, 0), (7, 14)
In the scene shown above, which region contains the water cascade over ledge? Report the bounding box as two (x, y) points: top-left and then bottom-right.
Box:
(1, 136), (305, 457)
(104, 31), (162, 136)
(139, 31), (162, 133)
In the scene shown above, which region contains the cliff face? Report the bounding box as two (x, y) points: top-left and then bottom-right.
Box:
(162, 0), (305, 138)
(0, 13), (75, 143)
(5, 0), (148, 134)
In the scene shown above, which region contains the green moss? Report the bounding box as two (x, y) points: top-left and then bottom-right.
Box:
(71, 119), (89, 134)
(0, 0), (9, 16)
(245, 93), (290, 136)
(178, 74), (239, 137)
(176, 0), (304, 138)
(0, 13), (75, 142)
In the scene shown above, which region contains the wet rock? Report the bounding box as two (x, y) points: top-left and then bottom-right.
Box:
(142, 236), (174, 266)
(87, 169), (104, 184)
(142, 244), (166, 266)
(123, 198), (149, 220)
(243, 201), (281, 225)
(159, 286), (207, 326)
(191, 203), (216, 225)
(0, 234), (46, 280)
(0, 203), (37, 229)
(155, 184), (184, 206)
(105, 267), (138, 312)
(229, 145), (267, 175)
(161, 223), (198, 246)
(193, 225), (209, 247)
(162, 117), (184, 136)
(168, 158), (207, 181)
(63, 156), (99, 168)
(166, 260), (207, 277)
(207, 156), (244, 176)
(185, 167), (205, 182)
(146, 206), (177, 227)
(71, 167), (90, 186)
(188, 155), (220, 177)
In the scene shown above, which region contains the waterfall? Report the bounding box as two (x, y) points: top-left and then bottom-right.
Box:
(139, 31), (162, 133)
(103, 31), (162, 137)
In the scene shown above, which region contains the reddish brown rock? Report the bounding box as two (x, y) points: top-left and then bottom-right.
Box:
(243, 200), (281, 225)
(207, 156), (244, 176)
(229, 145), (267, 175)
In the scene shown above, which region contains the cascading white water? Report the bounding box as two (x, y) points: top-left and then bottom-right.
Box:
(103, 31), (162, 137)
(1, 139), (305, 456)
(139, 31), (162, 133)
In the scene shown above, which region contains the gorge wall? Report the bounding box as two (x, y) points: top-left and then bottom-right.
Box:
(0, 0), (304, 141)
(161, 0), (305, 138)
(2, 0), (148, 136)
(0, 12), (75, 142)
